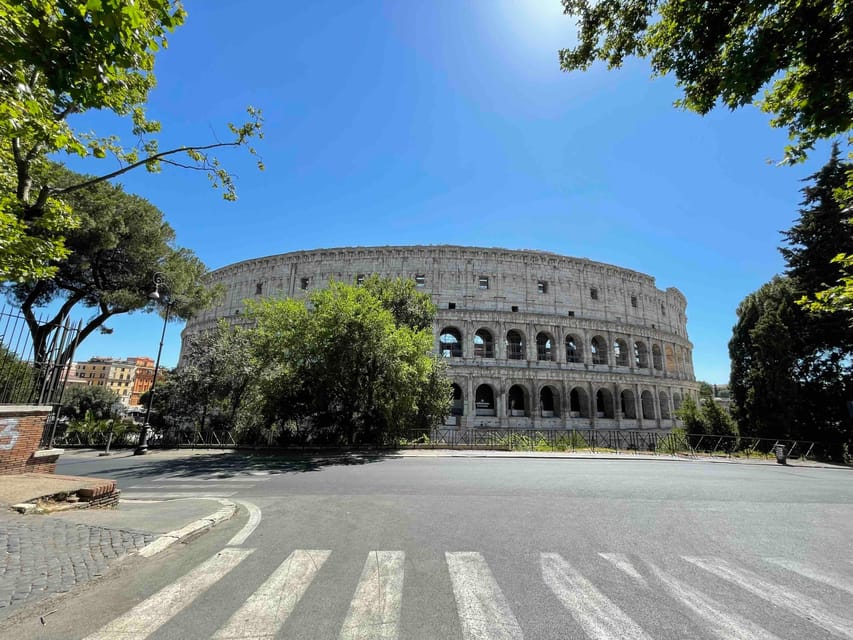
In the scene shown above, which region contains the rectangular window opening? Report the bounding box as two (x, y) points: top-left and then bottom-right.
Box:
(356, 274), (365, 286)
(568, 310), (575, 317)
(537, 280), (548, 294)
(448, 302), (456, 310)
(590, 287), (599, 300)
(511, 305), (519, 312)
(300, 277), (309, 290)
(478, 276), (490, 289)
(415, 274), (426, 287)
(631, 295), (638, 308)
(255, 282), (263, 295)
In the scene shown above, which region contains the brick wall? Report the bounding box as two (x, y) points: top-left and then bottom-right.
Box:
(0, 406), (61, 475)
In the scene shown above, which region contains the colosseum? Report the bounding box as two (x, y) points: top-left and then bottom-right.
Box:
(183, 246), (699, 431)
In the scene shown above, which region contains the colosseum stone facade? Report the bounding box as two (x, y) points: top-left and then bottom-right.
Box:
(183, 246), (699, 431)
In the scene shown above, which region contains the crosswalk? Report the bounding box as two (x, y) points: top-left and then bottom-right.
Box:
(120, 472), (277, 499)
(82, 547), (853, 640)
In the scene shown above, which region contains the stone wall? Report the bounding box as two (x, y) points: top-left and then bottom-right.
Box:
(184, 246), (701, 429)
(0, 406), (62, 475)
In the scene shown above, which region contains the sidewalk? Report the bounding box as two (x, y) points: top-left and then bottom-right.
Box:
(0, 496), (238, 621)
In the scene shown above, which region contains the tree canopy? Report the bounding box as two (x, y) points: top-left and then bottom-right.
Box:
(559, 0), (853, 162)
(0, 0), (262, 281)
(60, 384), (119, 421)
(3, 163), (220, 366)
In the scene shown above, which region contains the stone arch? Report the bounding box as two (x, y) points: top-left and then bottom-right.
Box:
(570, 387), (590, 418)
(641, 390), (655, 420)
(439, 327), (463, 358)
(665, 345), (676, 371)
(673, 391), (683, 411)
(659, 391), (671, 419)
(507, 384), (529, 416)
(506, 330), (525, 360)
(536, 332), (554, 361)
(595, 388), (615, 418)
(473, 328), (495, 358)
(634, 341), (649, 368)
(614, 338), (630, 366)
(591, 335), (608, 365)
(450, 383), (464, 416)
(474, 384), (496, 416)
(565, 334), (583, 363)
(620, 389), (636, 419)
(539, 385), (560, 418)
(652, 344), (663, 370)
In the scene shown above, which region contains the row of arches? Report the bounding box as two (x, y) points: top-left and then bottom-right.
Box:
(440, 327), (691, 373)
(451, 383), (684, 420)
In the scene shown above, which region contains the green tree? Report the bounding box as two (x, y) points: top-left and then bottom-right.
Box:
(729, 277), (803, 440)
(3, 164), (220, 366)
(700, 399), (738, 437)
(675, 395), (705, 434)
(559, 0), (852, 162)
(60, 384), (119, 421)
(697, 381), (713, 400)
(361, 275), (436, 331)
(0, 344), (35, 403)
(0, 0), (263, 281)
(246, 281), (451, 445)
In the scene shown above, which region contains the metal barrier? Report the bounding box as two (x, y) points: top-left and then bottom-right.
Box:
(53, 426), (817, 460)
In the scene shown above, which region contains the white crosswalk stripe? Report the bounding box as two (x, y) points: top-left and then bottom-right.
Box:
(80, 549), (853, 640)
(542, 553), (653, 640)
(340, 551), (405, 640)
(121, 474), (274, 500)
(446, 551), (524, 640)
(212, 549), (330, 640)
(684, 556), (853, 639)
(763, 557), (853, 595)
(84, 547), (253, 640)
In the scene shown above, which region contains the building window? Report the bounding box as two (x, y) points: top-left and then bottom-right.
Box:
(300, 277), (309, 290)
(631, 295), (638, 308)
(568, 310), (575, 317)
(590, 287), (599, 300)
(478, 276), (489, 289)
(415, 274), (426, 287)
(474, 329), (494, 358)
(439, 327), (463, 358)
(356, 274), (365, 286)
(511, 305), (519, 312)
(448, 302), (456, 310)
(255, 282), (263, 295)
(661, 304), (666, 316)
(506, 330), (525, 360)
(537, 280), (548, 294)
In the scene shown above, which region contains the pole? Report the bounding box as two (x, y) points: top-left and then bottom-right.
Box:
(134, 302), (171, 455)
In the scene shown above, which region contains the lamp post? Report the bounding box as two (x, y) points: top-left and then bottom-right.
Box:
(134, 273), (174, 455)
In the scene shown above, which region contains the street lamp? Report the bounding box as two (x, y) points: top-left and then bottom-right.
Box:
(134, 272), (175, 455)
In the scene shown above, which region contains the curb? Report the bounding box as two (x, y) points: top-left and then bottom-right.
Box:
(136, 498), (239, 558)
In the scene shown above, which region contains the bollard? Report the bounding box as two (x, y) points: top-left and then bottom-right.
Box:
(774, 444), (787, 465)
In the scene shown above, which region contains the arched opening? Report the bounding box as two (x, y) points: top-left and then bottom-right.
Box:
(595, 388), (614, 418)
(620, 389), (636, 419)
(506, 330), (525, 360)
(451, 383), (464, 415)
(570, 387), (589, 418)
(591, 336), (608, 365)
(540, 386), (560, 417)
(536, 332), (554, 361)
(634, 342), (649, 368)
(665, 345), (676, 371)
(652, 344), (663, 370)
(508, 384), (528, 416)
(439, 327), (463, 358)
(473, 329), (494, 358)
(673, 392), (683, 411)
(475, 384), (496, 416)
(565, 335), (583, 363)
(614, 338), (629, 366)
(641, 390), (656, 420)
(659, 391), (671, 419)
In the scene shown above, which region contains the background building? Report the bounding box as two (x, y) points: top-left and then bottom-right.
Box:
(71, 356), (157, 407)
(183, 246), (700, 430)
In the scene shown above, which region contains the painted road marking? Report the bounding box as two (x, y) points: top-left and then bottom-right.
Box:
(598, 553), (648, 587)
(446, 552), (523, 640)
(227, 500), (262, 546)
(339, 551), (405, 640)
(763, 557), (853, 596)
(212, 549), (330, 640)
(118, 492), (238, 499)
(684, 557), (853, 639)
(541, 553), (652, 640)
(84, 548), (253, 640)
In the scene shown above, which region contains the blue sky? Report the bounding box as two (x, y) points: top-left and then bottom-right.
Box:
(57, 0), (833, 383)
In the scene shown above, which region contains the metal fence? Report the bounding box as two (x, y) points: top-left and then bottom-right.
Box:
(1, 305), (82, 445)
(53, 425), (817, 460)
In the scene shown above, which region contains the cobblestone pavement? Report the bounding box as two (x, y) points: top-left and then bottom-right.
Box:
(0, 511), (156, 619)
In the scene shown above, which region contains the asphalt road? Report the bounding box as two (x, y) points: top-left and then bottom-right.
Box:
(2, 450), (852, 640)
